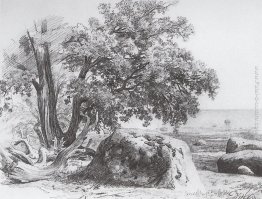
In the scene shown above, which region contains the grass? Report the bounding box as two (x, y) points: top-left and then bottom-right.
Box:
(2, 128), (262, 199)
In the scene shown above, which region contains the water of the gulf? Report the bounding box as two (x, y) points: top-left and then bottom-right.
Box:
(122, 109), (262, 133)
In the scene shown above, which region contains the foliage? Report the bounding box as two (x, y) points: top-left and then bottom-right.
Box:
(62, 0), (219, 130)
(0, 0), (219, 136)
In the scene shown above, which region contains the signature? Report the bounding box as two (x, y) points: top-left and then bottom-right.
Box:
(186, 188), (260, 199)
(228, 188), (258, 199)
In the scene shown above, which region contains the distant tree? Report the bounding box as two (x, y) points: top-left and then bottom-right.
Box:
(0, 0), (219, 182)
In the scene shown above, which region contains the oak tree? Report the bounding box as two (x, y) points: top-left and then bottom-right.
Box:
(0, 0), (219, 182)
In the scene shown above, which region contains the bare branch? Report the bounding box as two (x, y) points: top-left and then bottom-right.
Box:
(26, 31), (40, 73)
(32, 79), (42, 92)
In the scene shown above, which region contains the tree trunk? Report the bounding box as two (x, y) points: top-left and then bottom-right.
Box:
(29, 22), (97, 148)
(63, 56), (95, 147)
(63, 96), (82, 147)
(27, 21), (64, 149)
(35, 43), (63, 149)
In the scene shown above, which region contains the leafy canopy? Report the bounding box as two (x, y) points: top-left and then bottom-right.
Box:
(1, 0), (219, 132)
(62, 0), (219, 130)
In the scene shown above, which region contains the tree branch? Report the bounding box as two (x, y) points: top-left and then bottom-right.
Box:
(32, 79), (42, 92)
(78, 56), (110, 80)
(114, 62), (149, 92)
(78, 56), (93, 79)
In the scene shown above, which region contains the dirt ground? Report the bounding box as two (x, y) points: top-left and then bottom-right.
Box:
(1, 128), (262, 199)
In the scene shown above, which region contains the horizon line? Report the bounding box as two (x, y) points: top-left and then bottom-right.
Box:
(200, 108), (261, 110)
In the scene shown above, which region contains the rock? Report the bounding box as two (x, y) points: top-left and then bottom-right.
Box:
(217, 150), (262, 176)
(238, 165), (254, 176)
(78, 130), (205, 192)
(193, 139), (207, 146)
(226, 137), (262, 153)
(81, 132), (106, 151)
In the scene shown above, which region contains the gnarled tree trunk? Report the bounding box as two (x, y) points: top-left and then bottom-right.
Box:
(35, 43), (63, 148)
(28, 21), (63, 149)
(63, 56), (95, 147)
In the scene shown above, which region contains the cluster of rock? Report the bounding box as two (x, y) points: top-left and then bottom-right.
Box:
(217, 137), (262, 176)
(77, 130), (205, 192)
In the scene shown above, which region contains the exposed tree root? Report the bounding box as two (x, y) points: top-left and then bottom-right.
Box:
(6, 147), (34, 165)
(0, 115), (97, 183)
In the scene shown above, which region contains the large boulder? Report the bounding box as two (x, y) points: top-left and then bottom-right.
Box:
(238, 165), (254, 176)
(217, 150), (262, 175)
(78, 130), (205, 192)
(226, 137), (262, 153)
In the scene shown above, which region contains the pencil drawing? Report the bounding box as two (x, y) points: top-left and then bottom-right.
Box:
(0, 0), (261, 198)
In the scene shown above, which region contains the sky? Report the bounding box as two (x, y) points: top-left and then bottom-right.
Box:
(0, 0), (261, 110)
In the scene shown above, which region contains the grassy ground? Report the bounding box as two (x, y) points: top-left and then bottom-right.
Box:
(1, 128), (262, 199)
